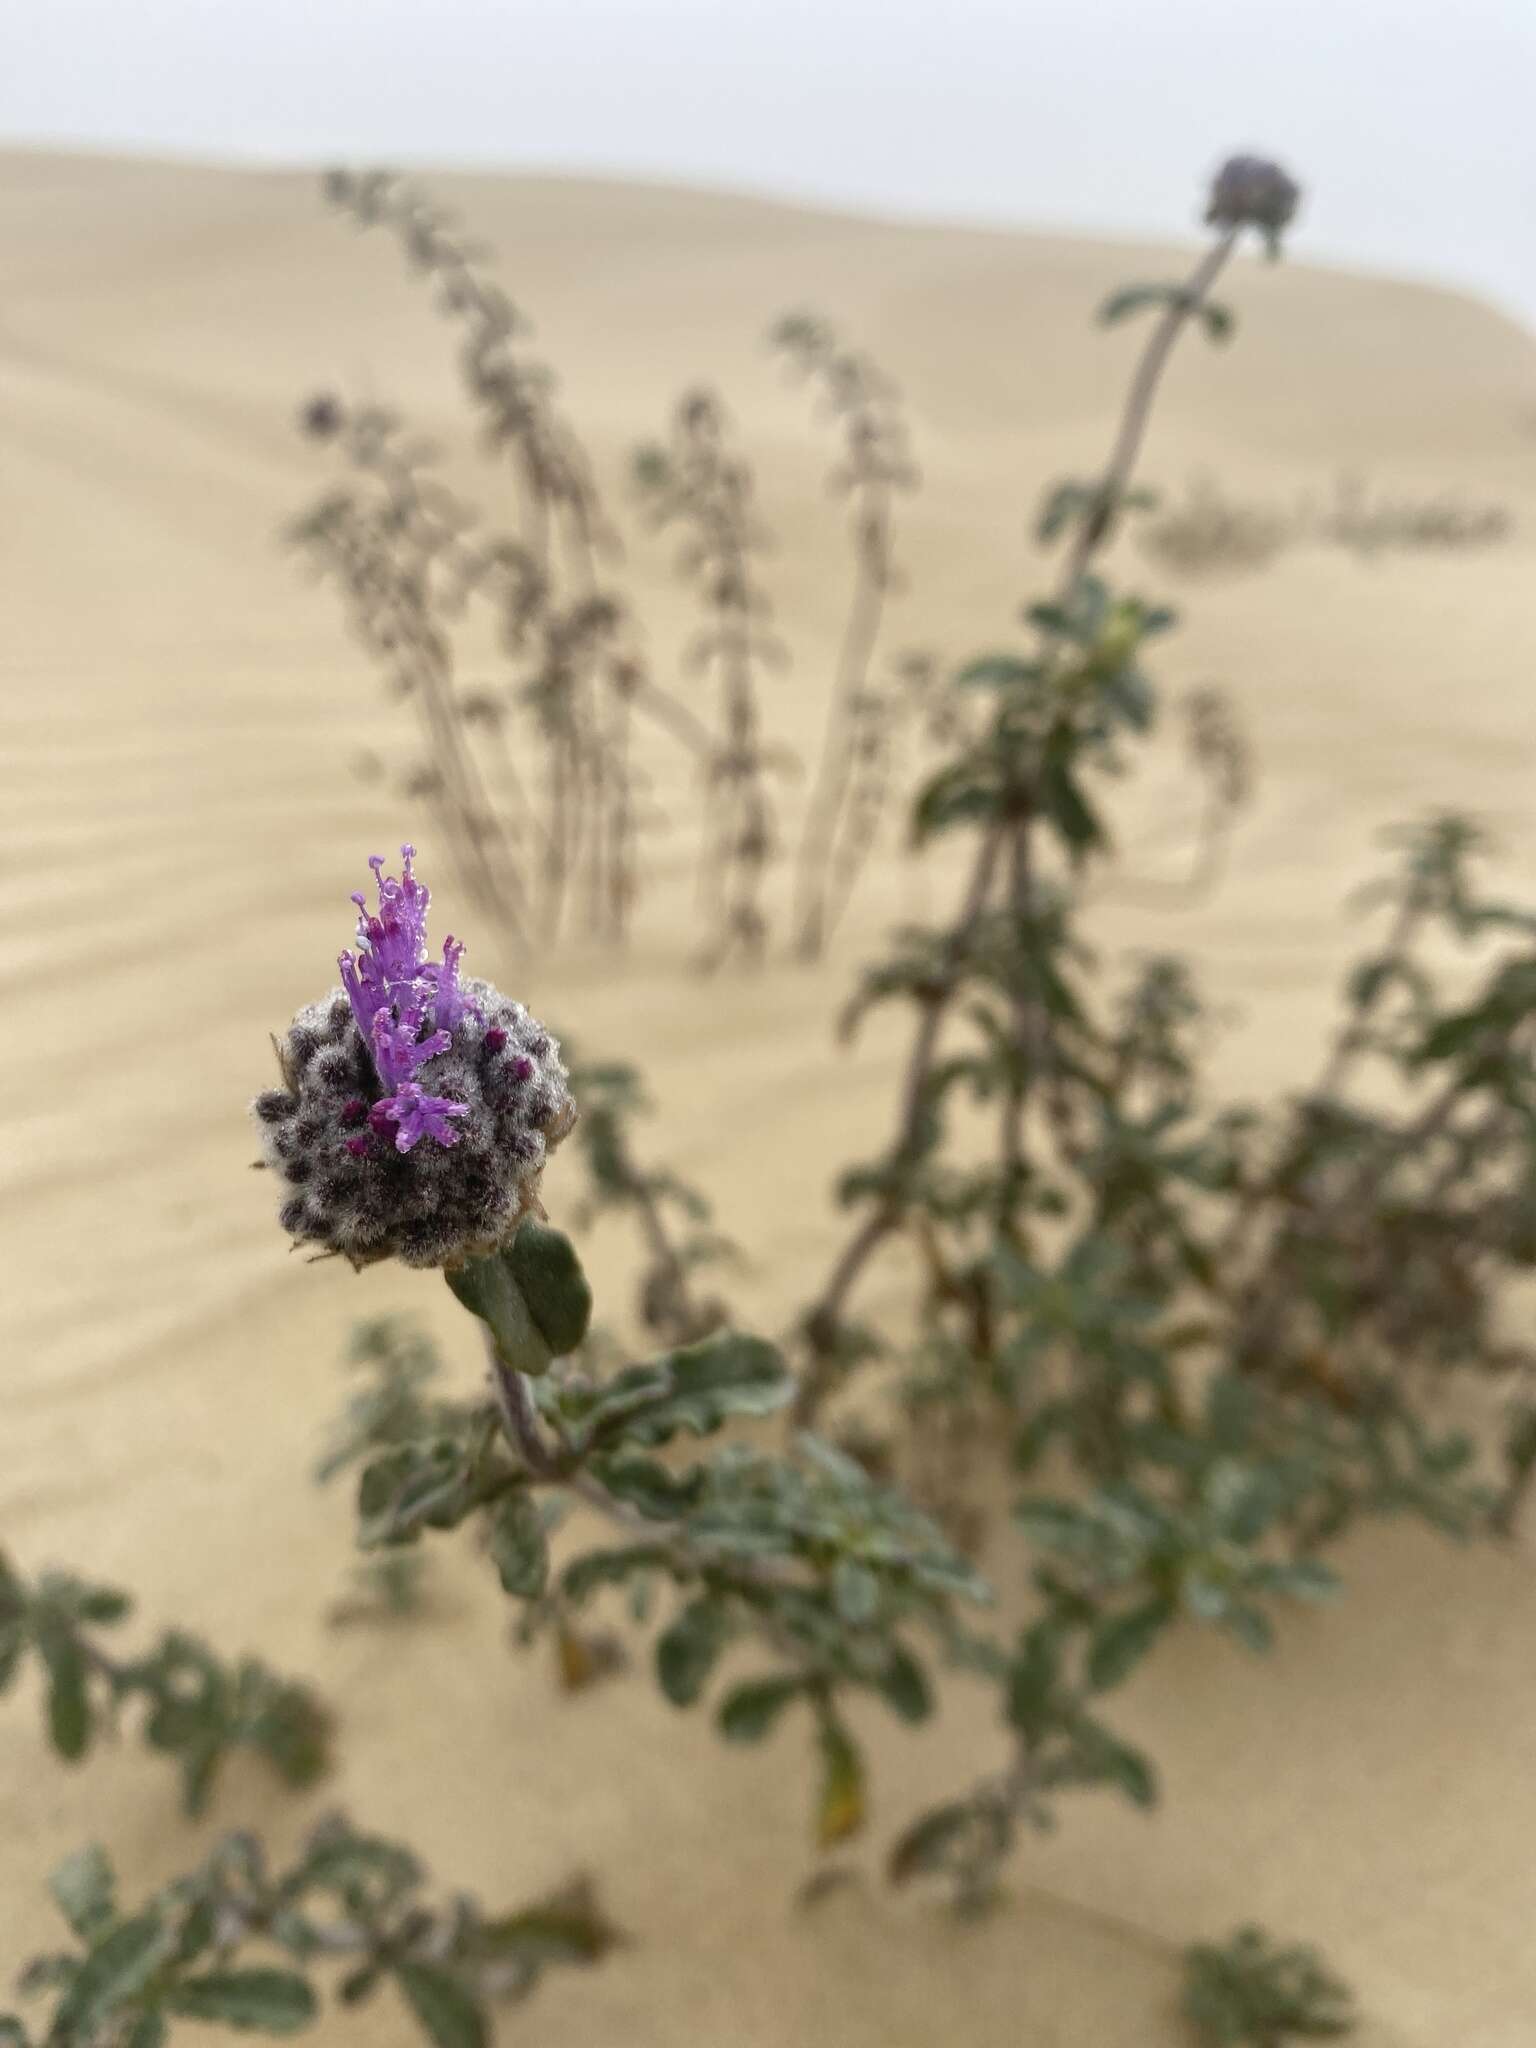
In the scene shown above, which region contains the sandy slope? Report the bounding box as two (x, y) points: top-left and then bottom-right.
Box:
(3, 147), (1536, 2045)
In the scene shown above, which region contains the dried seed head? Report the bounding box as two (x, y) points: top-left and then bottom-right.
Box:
(252, 847), (575, 1268)
(300, 392), (344, 441)
(1205, 155), (1301, 249)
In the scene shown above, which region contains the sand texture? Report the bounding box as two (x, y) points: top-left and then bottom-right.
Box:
(4, 148), (1536, 2045)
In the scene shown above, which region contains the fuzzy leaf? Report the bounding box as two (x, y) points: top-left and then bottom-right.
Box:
(394, 1962), (486, 2048)
(168, 1969), (318, 2033)
(49, 1844), (116, 1940)
(53, 1915), (169, 2035)
(1087, 1599), (1174, 1692)
(717, 1674), (805, 1743)
(506, 1222), (593, 1357)
(655, 1598), (728, 1707)
(830, 1557), (880, 1626)
(876, 1642), (933, 1724)
(588, 1335), (791, 1447)
(446, 1252), (552, 1379)
(561, 1543), (676, 1606)
(1006, 1627), (1064, 1744)
(37, 1624), (91, 1762)
(487, 1492), (549, 1599)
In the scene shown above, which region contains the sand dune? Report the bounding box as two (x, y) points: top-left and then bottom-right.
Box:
(3, 147), (1536, 2045)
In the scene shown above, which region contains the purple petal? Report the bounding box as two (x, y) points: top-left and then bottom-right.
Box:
(372, 1083), (469, 1154)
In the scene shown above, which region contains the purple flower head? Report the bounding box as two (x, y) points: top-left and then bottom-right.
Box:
(337, 845), (480, 1145)
(254, 842), (576, 1268)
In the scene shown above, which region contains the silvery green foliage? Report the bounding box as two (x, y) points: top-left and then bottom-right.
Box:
(0, 1551), (328, 1817)
(321, 1266), (991, 1848)
(1183, 1926), (1355, 2044)
(1, 1821), (618, 2048)
(769, 155), (1532, 1933)
(253, 979), (572, 1269)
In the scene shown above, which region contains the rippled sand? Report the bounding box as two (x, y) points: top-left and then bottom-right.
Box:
(5, 148), (1536, 2045)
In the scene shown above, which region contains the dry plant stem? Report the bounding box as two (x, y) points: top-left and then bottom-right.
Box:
(332, 177), (646, 945)
(794, 472), (895, 957)
(708, 506), (773, 965)
(795, 229), (1242, 1423)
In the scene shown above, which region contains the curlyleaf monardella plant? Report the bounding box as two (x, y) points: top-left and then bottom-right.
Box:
(253, 845), (575, 1267)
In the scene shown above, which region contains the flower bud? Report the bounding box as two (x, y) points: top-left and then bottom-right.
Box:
(1205, 155), (1301, 250)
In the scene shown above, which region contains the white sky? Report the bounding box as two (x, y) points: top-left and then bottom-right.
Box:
(7, 0), (1535, 326)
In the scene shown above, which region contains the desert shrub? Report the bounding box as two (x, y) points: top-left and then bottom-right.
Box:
(1316, 472), (1514, 559)
(5, 1827), (616, 2048)
(1140, 474), (1294, 576)
(1141, 471), (1513, 579)
(1183, 1925), (1355, 2044)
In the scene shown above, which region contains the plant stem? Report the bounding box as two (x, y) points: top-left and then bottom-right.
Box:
(793, 225), (1241, 1422)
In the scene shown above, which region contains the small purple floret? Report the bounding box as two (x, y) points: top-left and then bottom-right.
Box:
(344, 1134), (372, 1158)
(370, 1081), (469, 1154)
(340, 1098), (368, 1127)
(483, 1026), (507, 1053)
(510, 1055), (535, 1083)
(337, 845), (478, 1149)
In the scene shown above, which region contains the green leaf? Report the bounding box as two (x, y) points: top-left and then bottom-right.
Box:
(487, 1492), (549, 1600)
(590, 1454), (705, 1520)
(655, 1598), (728, 1707)
(1099, 283), (1178, 326)
(168, 1970), (318, 2033)
(53, 1914), (170, 2035)
(394, 1961), (487, 2048)
(954, 654), (1043, 693)
(560, 1543), (676, 1606)
(446, 1252), (552, 1379)
(717, 1674), (805, 1743)
(125, 2016), (168, 2048)
(875, 1642), (933, 1724)
(910, 756), (1004, 845)
(593, 1334), (791, 1446)
(357, 1438), (482, 1547)
(1087, 1599), (1174, 1692)
(506, 1221), (593, 1356)
(1076, 1718), (1158, 1808)
(1039, 734), (1104, 860)
(830, 1557), (880, 1626)
(49, 1844), (116, 1939)
(1006, 1626), (1064, 1744)
(37, 1624), (91, 1761)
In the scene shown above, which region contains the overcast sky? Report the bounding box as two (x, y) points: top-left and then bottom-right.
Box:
(8, 0), (1535, 327)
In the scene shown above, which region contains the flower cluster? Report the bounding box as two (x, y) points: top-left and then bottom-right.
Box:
(1205, 154), (1301, 246)
(253, 847), (574, 1267)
